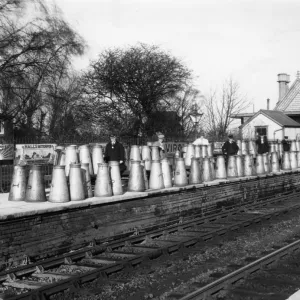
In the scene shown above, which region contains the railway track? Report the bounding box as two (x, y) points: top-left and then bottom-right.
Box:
(180, 234), (300, 300)
(1, 191), (300, 300)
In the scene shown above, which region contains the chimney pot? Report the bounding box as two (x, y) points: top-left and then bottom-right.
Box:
(267, 98), (270, 110)
(277, 73), (290, 102)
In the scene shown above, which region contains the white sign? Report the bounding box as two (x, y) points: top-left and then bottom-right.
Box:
(0, 121), (4, 135)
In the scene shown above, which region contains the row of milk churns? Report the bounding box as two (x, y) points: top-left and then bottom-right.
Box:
(8, 160), (128, 202)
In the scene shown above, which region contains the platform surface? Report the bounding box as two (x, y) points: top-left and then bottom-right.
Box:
(0, 169), (295, 220)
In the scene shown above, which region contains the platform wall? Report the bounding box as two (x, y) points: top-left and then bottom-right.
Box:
(1, 172), (300, 267)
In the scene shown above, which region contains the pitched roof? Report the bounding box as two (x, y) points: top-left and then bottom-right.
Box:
(241, 109), (300, 129)
(275, 77), (300, 111)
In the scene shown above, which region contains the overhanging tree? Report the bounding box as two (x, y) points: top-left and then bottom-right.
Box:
(82, 44), (192, 135)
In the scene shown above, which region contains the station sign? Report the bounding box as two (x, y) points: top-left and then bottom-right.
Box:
(164, 142), (186, 153)
(0, 144), (14, 160)
(15, 144), (57, 164)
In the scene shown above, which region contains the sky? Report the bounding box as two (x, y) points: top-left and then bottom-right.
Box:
(52, 0), (300, 113)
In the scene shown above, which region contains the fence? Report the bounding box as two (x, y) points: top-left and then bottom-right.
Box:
(0, 164), (53, 193)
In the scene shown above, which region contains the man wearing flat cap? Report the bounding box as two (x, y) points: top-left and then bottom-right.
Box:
(104, 134), (126, 175)
(222, 134), (239, 161)
(282, 136), (290, 152)
(152, 132), (166, 159)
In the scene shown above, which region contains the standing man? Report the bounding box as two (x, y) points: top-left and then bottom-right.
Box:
(222, 134), (239, 163)
(282, 136), (290, 152)
(152, 132), (166, 159)
(104, 134), (127, 175)
(256, 135), (269, 154)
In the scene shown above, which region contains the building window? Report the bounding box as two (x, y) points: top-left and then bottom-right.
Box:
(255, 126), (267, 137)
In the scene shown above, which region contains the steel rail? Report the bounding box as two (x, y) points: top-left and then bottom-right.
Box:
(180, 239), (300, 300)
(1, 192), (300, 300)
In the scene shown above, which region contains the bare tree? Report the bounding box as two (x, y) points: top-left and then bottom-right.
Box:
(203, 78), (250, 140)
(0, 0), (85, 137)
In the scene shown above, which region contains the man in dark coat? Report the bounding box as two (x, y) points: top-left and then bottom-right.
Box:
(104, 134), (126, 175)
(282, 136), (290, 152)
(256, 135), (269, 154)
(222, 134), (239, 160)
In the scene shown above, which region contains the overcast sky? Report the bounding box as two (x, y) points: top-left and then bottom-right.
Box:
(54, 0), (300, 113)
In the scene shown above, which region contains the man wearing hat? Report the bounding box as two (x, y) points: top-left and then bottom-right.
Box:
(222, 134), (239, 162)
(282, 136), (290, 152)
(152, 132), (166, 159)
(104, 134), (126, 175)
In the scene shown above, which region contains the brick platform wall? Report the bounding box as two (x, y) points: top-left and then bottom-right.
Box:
(1, 172), (300, 267)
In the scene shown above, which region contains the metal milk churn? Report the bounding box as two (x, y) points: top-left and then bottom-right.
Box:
(65, 145), (79, 176)
(25, 165), (47, 202)
(109, 161), (123, 195)
(92, 145), (104, 175)
(8, 165), (27, 201)
(128, 160), (145, 192)
(79, 145), (93, 175)
(184, 144), (195, 167)
(141, 145), (152, 171)
(174, 158), (188, 187)
(69, 163), (85, 201)
(215, 155), (227, 179)
(202, 157), (212, 182)
(271, 152), (280, 173)
(149, 160), (165, 190)
(94, 163), (112, 197)
(227, 156), (238, 178)
(81, 162), (93, 198)
(282, 152), (291, 171)
(189, 157), (202, 184)
(49, 165), (70, 203)
(161, 158), (173, 188)
(255, 154), (265, 175)
(236, 155), (244, 177)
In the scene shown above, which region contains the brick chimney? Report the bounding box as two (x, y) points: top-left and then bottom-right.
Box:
(277, 73), (290, 102)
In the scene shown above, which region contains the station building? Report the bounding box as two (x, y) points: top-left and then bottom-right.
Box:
(232, 72), (300, 140)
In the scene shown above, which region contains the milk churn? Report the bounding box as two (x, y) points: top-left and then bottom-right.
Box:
(48, 166), (70, 203)
(256, 154), (265, 175)
(182, 146), (187, 158)
(194, 145), (201, 158)
(227, 156), (238, 178)
(174, 158), (188, 187)
(189, 157), (202, 184)
(81, 163), (93, 198)
(161, 158), (173, 188)
(207, 143), (213, 157)
(151, 146), (160, 161)
(25, 165), (47, 202)
(58, 150), (66, 166)
(201, 145), (208, 158)
(149, 160), (165, 190)
(92, 144), (104, 175)
(128, 160), (145, 192)
(147, 142), (153, 147)
(215, 155), (227, 179)
(296, 151), (300, 168)
(290, 140), (297, 152)
(270, 143), (276, 154)
(184, 144), (195, 168)
(271, 152), (280, 173)
(94, 163), (112, 197)
(282, 152), (291, 170)
(244, 154), (254, 176)
(248, 140), (256, 158)
(237, 140), (242, 155)
(279, 143), (284, 159)
(8, 165), (27, 201)
(65, 145), (79, 176)
(262, 153), (270, 174)
(236, 155), (244, 177)
(140, 160), (149, 190)
(175, 150), (181, 159)
(109, 161), (123, 195)
(130, 145), (141, 161)
(290, 151), (298, 170)
(209, 157), (215, 180)
(202, 157), (212, 182)
(296, 140), (300, 152)
(241, 141), (248, 155)
(79, 145), (93, 175)
(69, 163), (85, 201)
(141, 145), (152, 171)
(53, 146), (64, 166)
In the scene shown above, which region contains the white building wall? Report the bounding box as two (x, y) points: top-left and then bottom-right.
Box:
(284, 128), (300, 139)
(242, 114), (282, 140)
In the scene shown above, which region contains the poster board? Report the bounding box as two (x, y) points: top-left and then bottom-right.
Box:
(15, 144), (57, 165)
(0, 144), (14, 160)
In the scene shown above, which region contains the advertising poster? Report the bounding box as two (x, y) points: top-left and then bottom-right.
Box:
(15, 144), (57, 164)
(0, 144), (14, 160)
